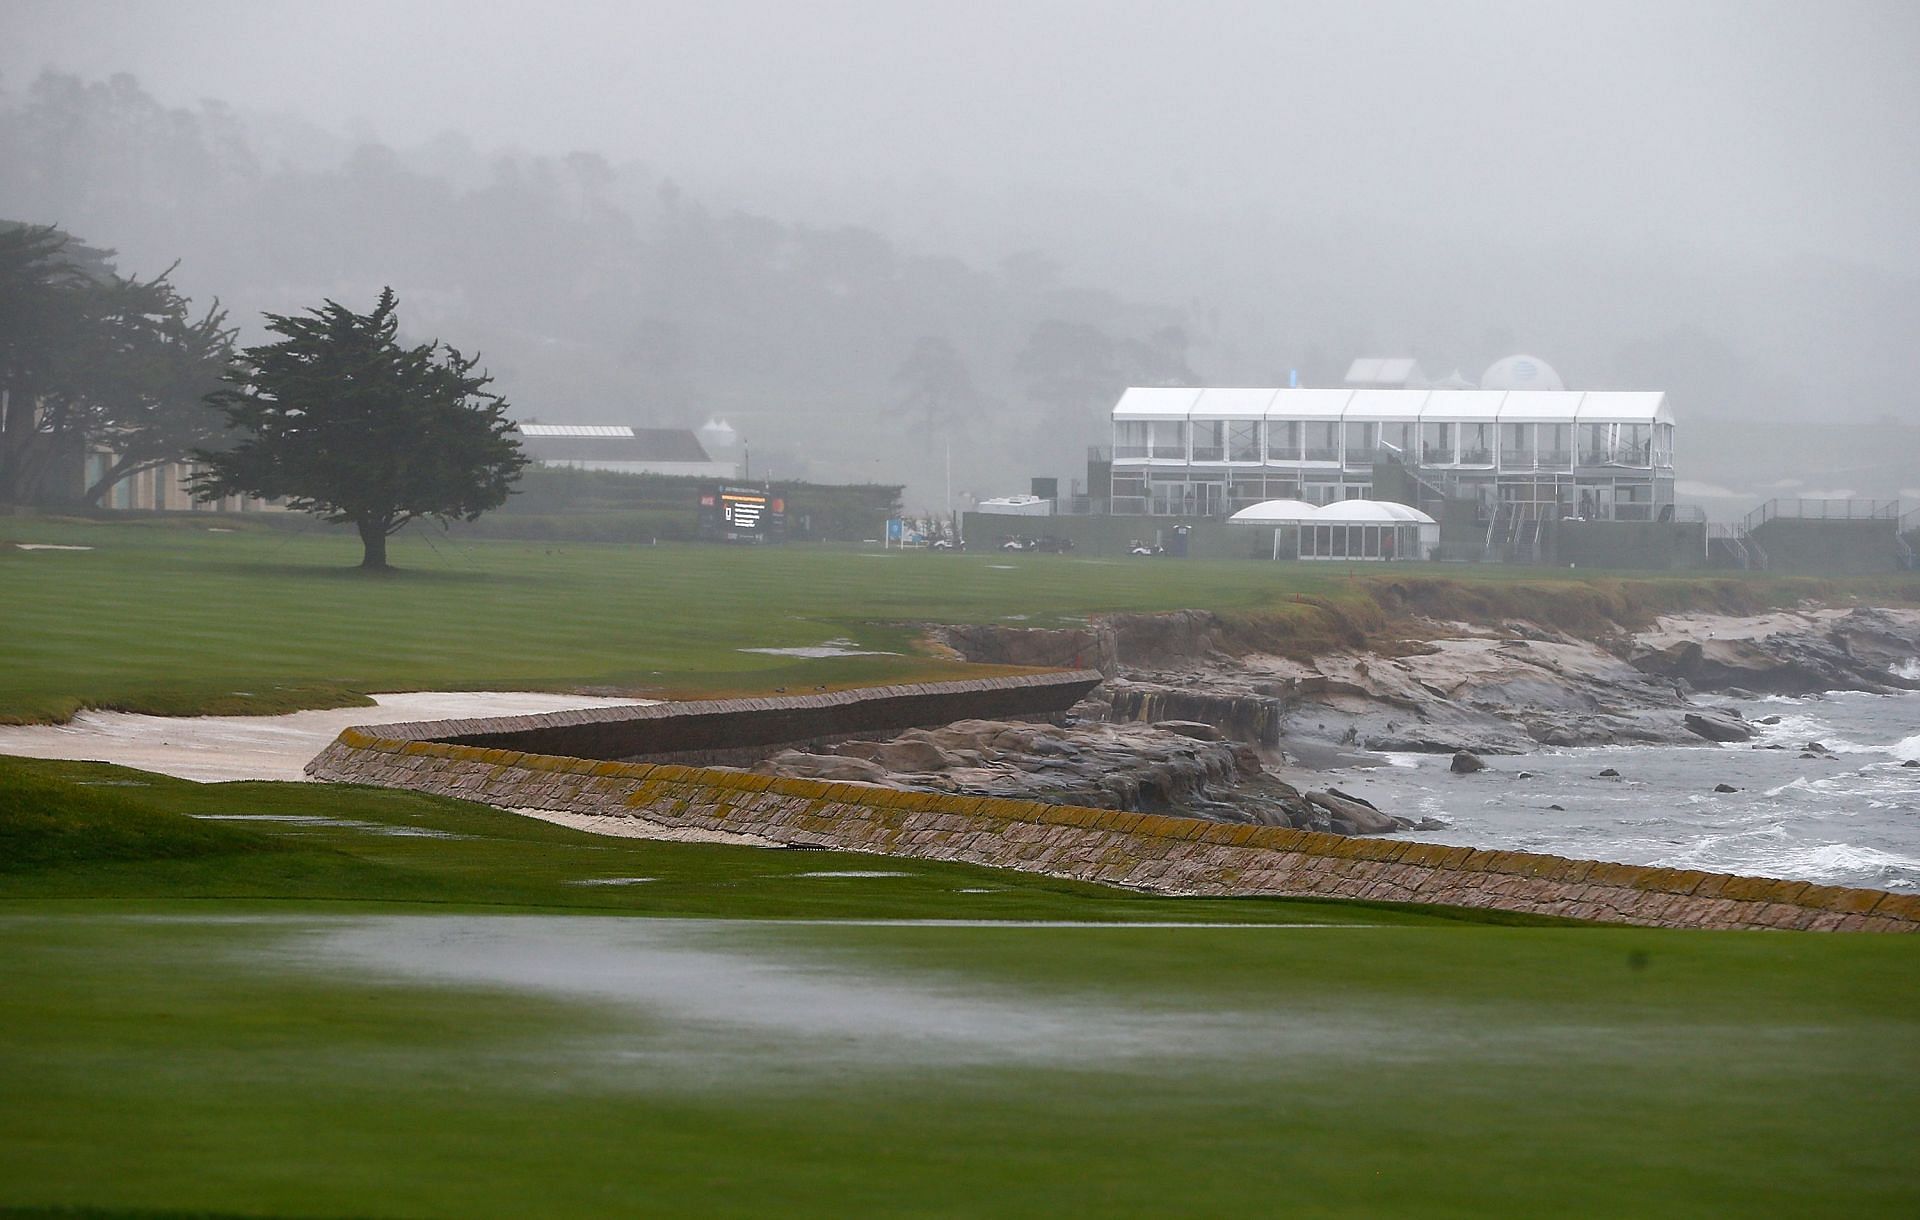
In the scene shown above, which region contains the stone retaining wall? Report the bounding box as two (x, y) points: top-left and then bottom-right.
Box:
(307, 728), (1920, 933)
(358, 671), (1104, 762)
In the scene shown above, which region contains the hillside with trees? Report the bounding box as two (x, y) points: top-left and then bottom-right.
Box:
(0, 71), (1199, 506)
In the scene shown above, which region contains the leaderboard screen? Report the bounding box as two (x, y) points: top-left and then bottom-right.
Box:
(700, 485), (785, 541)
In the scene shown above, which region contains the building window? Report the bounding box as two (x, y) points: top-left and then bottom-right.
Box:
(1343, 421), (1377, 467)
(1191, 419), (1225, 462)
(1500, 422), (1534, 468)
(1618, 424), (1650, 466)
(1421, 422), (1454, 464)
(1460, 422), (1494, 465)
(1114, 421), (1149, 460)
(1541, 424), (1572, 467)
(1304, 421), (1339, 462)
(1228, 420), (1261, 462)
(1267, 420), (1301, 462)
(1375, 421), (1414, 462)
(1149, 421), (1187, 460)
(1580, 423), (1613, 466)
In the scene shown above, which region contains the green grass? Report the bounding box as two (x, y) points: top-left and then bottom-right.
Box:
(5, 521), (1919, 1217)
(6, 515), (1913, 723)
(2, 757), (1916, 1218)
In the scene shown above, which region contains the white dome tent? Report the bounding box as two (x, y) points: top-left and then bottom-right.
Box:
(1479, 354), (1565, 392)
(1229, 498), (1438, 561)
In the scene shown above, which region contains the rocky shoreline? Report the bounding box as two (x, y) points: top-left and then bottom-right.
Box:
(750, 605), (1920, 836)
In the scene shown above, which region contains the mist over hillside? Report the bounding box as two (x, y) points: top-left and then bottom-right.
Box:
(3, 0), (1916, 511)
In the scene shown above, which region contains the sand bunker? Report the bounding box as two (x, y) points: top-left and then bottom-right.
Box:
(511, 808), (781, 847)
(0, 691), (656, 783)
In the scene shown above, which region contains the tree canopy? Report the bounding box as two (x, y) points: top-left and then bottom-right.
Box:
(192, 289), (526, 569)
(0, 221), (234, 506)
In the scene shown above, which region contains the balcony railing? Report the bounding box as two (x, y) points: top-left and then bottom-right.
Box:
(1744, 498), (1903, 531)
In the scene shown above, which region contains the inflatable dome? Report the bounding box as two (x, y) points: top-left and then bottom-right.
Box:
(1479, 354), (1565, 392)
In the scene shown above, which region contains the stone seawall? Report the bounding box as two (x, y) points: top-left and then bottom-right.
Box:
(359, 672), (1104, 762)
(307, 730), (1920, 933)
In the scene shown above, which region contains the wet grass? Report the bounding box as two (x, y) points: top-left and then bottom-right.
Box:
(2, 756), (1918, 1217)
(7, 516), (1912, 723)
(0, 755), (1476, 923)
(5, 521), (1919, 1216)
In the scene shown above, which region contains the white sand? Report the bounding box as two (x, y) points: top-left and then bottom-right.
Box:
(0, 691), (656, 783)
(510, 807), (780, 847)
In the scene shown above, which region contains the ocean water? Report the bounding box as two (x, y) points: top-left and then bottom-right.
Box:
(1329, 688), (1920, 893)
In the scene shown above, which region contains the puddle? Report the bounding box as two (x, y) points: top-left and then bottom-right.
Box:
(190, 813), (473, 840)
(738, 637), (898, 659)
(273, 915), (1374, 1078)
(794, 870), (914, 878)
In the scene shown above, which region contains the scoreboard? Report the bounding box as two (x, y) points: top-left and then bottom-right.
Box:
(700, 484), (786, 542)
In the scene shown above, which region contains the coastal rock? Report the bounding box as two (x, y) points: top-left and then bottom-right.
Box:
(1153, 719), (1222, 741)
(1713, 783), (1739, 793)
(1629, 608), (1920, 696)
(1450, 750), (1487, 773)
(1683, 712), (1753, 743)
(753, 717), (1347, 832)
(1305, 790), (1398, 835)
(761, 751), (891, 784)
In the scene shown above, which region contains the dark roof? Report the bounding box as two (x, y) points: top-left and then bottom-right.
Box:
(515, 427), (713, 463)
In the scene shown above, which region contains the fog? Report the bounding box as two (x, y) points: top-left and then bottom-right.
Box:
(5, 0), (1917, 505)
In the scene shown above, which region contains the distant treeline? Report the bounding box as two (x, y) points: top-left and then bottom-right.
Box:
(0, 71), (1196, 504)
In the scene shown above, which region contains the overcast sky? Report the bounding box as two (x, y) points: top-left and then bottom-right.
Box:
(6, 0), (1918, 276)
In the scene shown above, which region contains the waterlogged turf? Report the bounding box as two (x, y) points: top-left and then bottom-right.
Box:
(2, 910), (1916, 1218)
(3, 758), (1918, 1217)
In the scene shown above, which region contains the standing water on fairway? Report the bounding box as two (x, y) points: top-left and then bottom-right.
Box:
(1339, 689), (1920, 892)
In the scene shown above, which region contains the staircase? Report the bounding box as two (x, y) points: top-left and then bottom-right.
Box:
(1707, 524), (1763, 570)
(1514, 518), (1545, 565)
(1482, 502), (1512, 561)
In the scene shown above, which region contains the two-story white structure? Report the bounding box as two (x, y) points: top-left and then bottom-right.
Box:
(1108, 357), (1674, 524)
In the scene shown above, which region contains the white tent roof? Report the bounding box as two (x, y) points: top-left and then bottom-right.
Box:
(1343, 389), (1430, 421)
(1228, 498), (1319, 523)
(1191, 387), (1278, 419)
(1263, 389), (1353, 419)
(516, 423), (636, 438)
(1493, 391), (1582, 422)
(1111, 387), (1667, 425)
(1344, 357), (1425, 387)
(1230, 498), (1437, 526)
(1112, 387), (1202, 420)
(1433, 390), (1506, 421)
(1311, 500), (1437, 525)
(1576, 391), (1672, 424)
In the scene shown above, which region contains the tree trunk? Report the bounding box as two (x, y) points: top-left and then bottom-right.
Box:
(357, 518), (391, 570)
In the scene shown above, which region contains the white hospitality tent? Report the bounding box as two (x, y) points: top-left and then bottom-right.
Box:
(1230, 498), (1438, 561)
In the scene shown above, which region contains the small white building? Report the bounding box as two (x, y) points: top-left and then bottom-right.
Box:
(512, 424), (737, 479)
(1230, 498), (1439, 560)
